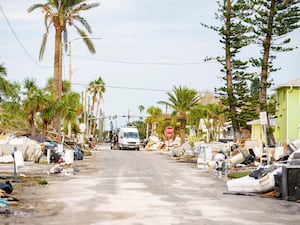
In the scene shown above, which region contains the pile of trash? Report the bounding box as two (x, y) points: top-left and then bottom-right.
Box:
(0, 180), (18, 207)
(223, 140), (300, 201)
(0, 134), (84, 165)
(43, 141), (84, 164)
(161, 137), (300, 200)
(144, 135), (181, 150)
(0, 135), (42, 163)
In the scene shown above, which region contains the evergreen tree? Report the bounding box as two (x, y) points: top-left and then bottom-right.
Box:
(203, 0), (256, 141)
(247, 0), (300, 145)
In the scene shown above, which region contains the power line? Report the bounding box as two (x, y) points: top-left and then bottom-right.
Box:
(0, 3), (51, 69)
(72, 82), (170, 92)
(72, 54), (207, 66)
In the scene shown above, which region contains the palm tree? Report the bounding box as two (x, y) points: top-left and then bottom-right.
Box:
(87, 76), (105, 137)
(145, 106), (163, 137)
(0, 63), (7, 75)
(28, 0), (99, 143)
(62, 91), (82, 134)
(42, 78), (83, 138)
(23, 78), (47, 136)
(138, 105), (145, 120)
(0, 63), (9, 95)
(40, 98), (56, 137)
(158, 86), (200, 145)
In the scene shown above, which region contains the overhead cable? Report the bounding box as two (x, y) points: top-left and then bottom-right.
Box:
(0, 4), (52, 69)
(72, 54), (206, 66)
(72, 82), (170, 92)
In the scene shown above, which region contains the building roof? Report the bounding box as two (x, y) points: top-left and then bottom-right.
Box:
(246, 117), (276, 126)
(273, 78), (300, 90)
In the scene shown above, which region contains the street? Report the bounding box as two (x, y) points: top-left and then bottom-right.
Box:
(2, 144), (300, 225)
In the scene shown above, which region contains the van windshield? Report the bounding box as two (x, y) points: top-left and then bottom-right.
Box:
(124, 132), (139, 139)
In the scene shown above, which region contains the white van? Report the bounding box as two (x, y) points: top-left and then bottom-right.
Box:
(118, 127), (140, 150)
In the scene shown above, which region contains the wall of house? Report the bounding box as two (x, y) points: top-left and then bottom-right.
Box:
(286, 87), (300, 142)
(276, 87), (300, 144)
(276, 88), (287, 144)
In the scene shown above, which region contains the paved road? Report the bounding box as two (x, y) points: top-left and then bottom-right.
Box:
(3, 145), (300, 225)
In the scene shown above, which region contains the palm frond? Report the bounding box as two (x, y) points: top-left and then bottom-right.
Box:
(74, 25), (96, 53)
(27, 4), (46, 13)
(0, 63), (7, 76)
(75, 16), (92, 33)
(76, 2), (100, 12)
(39, 33), (48, 61)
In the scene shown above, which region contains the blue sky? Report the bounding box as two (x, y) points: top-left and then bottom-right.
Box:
(1, 0), (300, 129)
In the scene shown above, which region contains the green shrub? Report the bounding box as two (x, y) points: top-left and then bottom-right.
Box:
(38, 179), (48, 185)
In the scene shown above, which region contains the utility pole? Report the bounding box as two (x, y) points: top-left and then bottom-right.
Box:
(127, 109), (130, 125)
(68, 41), (72, 84)
(67, 41), (72, 138)
(83, 87), (88, 139)
(98, 109), (104, 143)
(86, 96), (90, 138)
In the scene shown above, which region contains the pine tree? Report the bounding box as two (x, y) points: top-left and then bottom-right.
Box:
(202, 0), (256, 141)
(247, 0), (300, 145)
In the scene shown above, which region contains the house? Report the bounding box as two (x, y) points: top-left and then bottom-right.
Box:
(274, 78), (300, 144)
(246, 117), (277, 143)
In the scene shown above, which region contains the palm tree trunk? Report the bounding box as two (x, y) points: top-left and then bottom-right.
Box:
(179, 116), (186, 145)
(30, 112), (36, 136)
(92, 98), (100, 136)
(89, 98), (95, 137)
(53, 27), (63, 143)
(42, 122), (47, 138)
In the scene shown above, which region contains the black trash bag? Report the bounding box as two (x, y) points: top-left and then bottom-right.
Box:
(242, 155), (255, 165)
(249, 165), (276, 179)
(0, 180), (13, 194)
(249, 167), (269, 179)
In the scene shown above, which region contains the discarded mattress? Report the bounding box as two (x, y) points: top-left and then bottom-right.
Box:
(227, 166), (281, 193)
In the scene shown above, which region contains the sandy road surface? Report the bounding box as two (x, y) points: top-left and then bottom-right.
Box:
(1, 146), (300, 225)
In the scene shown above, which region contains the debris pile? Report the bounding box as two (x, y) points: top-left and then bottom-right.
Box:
(147, 135), (300, 201)
(0, 135), (42, 163)
(0, 181), (18, 207)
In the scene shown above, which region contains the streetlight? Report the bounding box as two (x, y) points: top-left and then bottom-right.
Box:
(66, 37), (101, 137)
(67, 37), (101, 87)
